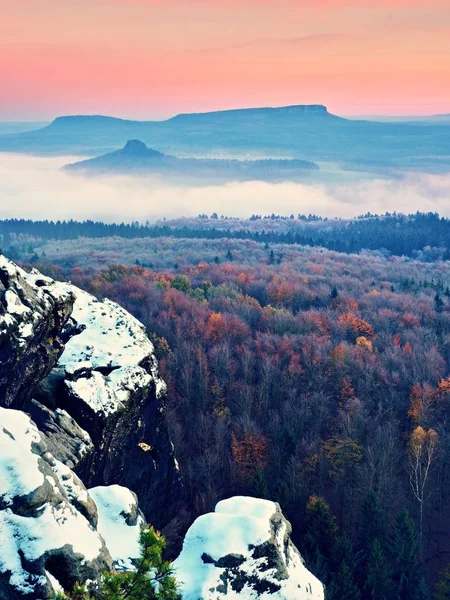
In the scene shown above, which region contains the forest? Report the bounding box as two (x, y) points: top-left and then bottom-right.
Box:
(7, 214), (450, 599)
(1, 211), (450, 260)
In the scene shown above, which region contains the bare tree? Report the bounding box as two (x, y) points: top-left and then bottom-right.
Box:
(407, 426), (439, 558)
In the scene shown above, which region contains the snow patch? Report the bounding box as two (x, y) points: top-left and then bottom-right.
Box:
(89, 485), (144, 571)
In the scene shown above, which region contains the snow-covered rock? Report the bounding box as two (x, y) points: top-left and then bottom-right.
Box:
(89, 485), (145, 571)
(0, 407), (112, 599)
(174, 496), (324, 600)
(0, 407), (150, 599)
(0, 255), (74, 409)
(0, 257), (182, 529)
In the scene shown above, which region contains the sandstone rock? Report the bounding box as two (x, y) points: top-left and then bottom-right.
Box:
(0, 256), (74, 409)
(0, 407), (113, 599)
(173, 496), (324, 600)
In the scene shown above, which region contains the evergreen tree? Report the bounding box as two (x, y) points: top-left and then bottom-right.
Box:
(251, 467), (269, 499)
(364, 538), (392, 600)
(435, 564), (450, 600)
(331, 560), (361, 600)
(412, 576), (430, 600)
(303, 496), (338, 582)
(226, 249), (233, 261)
(391, 509), (421, 600)
(361, 492), (384, 554)
(329, 285), (339, 301)
(434, 292), (444, 313)
(59, 527), (178, 600)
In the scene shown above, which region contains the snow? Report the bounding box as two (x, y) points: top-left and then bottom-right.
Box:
(56, 285), (167, 415)
(59, 288), (156, 372)
(66, 366), (152, 417)
(4, 288), (30, 316)
(0, 502), (104, 594)
(0, 408), (45, 505)
(0, 408), (107, 596)
(173, 496), (324, 600)
(89, 485), (144, 571)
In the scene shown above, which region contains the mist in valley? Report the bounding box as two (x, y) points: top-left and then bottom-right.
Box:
(1, 153), (450, 223)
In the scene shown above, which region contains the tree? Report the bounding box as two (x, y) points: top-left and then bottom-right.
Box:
(391, 508), (421, 600)
(303, 496), (338, 579)
(435, 563), (450, 600)
(331, 560), (361, 600)
(364, 538), (393, 600)
(412, 576), (430, 600)
(361, 492), (384, 554)
(407, 427), (438, 555)
(59, 527), (178, 599)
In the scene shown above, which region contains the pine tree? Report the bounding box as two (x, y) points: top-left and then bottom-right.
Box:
(412, 576), (430, 600)
(303, 496), (338, 583)
(364, 538), (392, 600)
(361, 492), (384, 554)
(391, 508), (421, 600)
(251, 467), (269, 499)
(435, 564), (450, 600)
(331, 560), (361, 600)
(59, 527), (178, 600)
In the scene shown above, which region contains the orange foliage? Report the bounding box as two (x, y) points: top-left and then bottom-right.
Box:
(267, 276), (294, 306)
(438, 378), (450, 393)
(338, 312), (375, 339)
(339, 376), (356, 407)
(356, 336), (373, 351)
(404, 341), (413, 354)
(408, 383), (436, 425)
(231, 429), (268, 477)
(206, 313), (227, 342)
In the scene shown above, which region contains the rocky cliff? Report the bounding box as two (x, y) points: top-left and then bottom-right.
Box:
(0, 256), (182, 597)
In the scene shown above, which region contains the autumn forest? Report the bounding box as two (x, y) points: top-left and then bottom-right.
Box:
(2, 213), (450, 599)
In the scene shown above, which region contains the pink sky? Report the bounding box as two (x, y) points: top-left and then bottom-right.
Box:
(1, 0), (449, 119)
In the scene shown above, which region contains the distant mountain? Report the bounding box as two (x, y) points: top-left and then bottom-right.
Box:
(64, 139), (319, 182)
(0, 121), (49, 135)
(0, 103), (450, 174)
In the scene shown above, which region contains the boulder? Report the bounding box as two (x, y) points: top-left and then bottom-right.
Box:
(173, 496), (324, 600)
(0, 407), (113, 599)
(89, 485), (146, 571)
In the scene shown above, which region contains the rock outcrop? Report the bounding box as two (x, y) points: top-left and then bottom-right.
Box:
(0, 407), (113, 599)
(34, 281), (182, 527)
(88, 485), (146, 572)
(173, 496), (324, 600)
(0, 256), (181, 524)
(0, 256), (74, 409)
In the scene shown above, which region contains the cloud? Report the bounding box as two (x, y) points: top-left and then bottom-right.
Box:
(0, 154), (449, 225)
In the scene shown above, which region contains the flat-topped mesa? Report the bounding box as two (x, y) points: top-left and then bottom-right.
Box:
(168, 104), (330, 121)
(174, 496), (324, 600)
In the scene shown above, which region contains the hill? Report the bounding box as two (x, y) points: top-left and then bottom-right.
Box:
(0, 103), (449, 174)
(63, 139), (319, 181)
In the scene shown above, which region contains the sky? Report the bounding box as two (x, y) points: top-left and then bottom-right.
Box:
(1, 0), (449, 120)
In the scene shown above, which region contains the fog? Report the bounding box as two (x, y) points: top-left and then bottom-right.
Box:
(1, 153), (450, 223)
